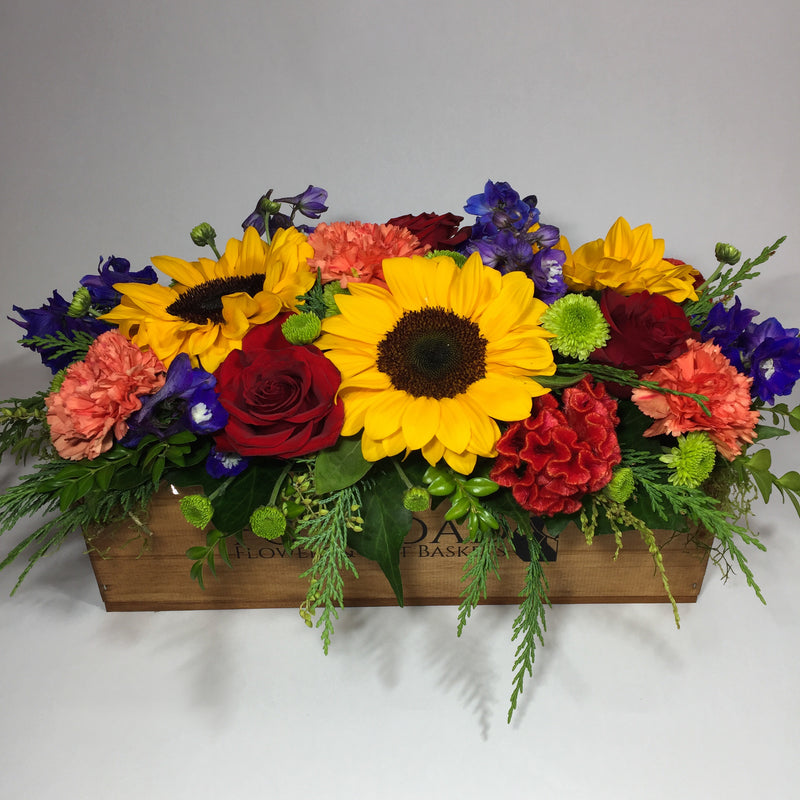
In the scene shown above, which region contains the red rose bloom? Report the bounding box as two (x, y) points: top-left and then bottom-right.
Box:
(214, 316), (344, 458)
(490, 378), (621, 516)
(590, 290), (694, 396)
(385, 212), (471, 250)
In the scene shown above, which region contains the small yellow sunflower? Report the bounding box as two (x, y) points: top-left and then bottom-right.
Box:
(562, 217), (700, 302)
(316, 253), (555, 474)
(101, 226), (315, 372)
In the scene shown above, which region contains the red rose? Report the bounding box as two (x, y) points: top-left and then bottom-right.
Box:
(590, 290), (694, 396)
(214, 317), (344, 458)
(385, 212), (471, 250)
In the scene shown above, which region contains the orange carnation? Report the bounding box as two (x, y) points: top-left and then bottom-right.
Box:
(307, 221), (428, 288)
(45, 331), (165, 460)
(631, 339), (759, 460)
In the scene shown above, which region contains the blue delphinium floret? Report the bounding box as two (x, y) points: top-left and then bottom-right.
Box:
(206, 444), (249, 479)
(122, 354), (228, 446)
(464, 180), (539, 234)
(701, 297), (800, 403)
(274, 185), (329, 220)
(80, 255), (158, 310)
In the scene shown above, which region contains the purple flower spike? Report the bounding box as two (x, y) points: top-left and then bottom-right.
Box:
(80, 255), (158, 309)
(274, 185), (329, 219)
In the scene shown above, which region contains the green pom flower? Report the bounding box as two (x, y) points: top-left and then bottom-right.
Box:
(605, 467), (634, 503)
(250, 505), (287, 539)
(427, 249), (467, 267)
(540, 294), (610, 360)
(715, 242), (741, 266)
(179, 495), (214, 529)
(281, 312), (322, 344)
(190, 222), (217, 248)
(67, 287), (92, 318)
(660, 432), (717, 488)
(403, 486), (431, 512)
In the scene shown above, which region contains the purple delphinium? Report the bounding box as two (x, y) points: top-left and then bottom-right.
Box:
(122, 354), (228, 447)
(701, 297), (800, 403)
(80, 255), (158, 310)
(10, 291), (111, 373)
(206, 444), (249, 479)
(463, 180), (567, 304)
(464, 181), (539, 234)
(274, 185), (329, 220)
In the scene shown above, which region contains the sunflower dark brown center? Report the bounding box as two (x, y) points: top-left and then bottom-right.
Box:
(376, 307), (487, 399)
(166, 274), (266, 324)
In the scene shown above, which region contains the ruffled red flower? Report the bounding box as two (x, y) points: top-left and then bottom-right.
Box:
(385, 212), (471, 251)
(490, 378), (621, 516)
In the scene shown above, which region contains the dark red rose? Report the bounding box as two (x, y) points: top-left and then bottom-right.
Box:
(386, 212), (471, 250)
(590, 290), (694, 396)
(213, 317), (344, 458)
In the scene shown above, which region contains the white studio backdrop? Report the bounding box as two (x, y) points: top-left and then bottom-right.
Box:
(1, 1), (798, 798)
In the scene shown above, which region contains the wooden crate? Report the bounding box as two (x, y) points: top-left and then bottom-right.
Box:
(87, 487), (711, 611)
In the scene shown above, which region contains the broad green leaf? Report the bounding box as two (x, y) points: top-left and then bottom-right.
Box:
(778, 471), (800, 492)
(349, 466), (411, 605)
(750, 469), (774, 503)
(754, 424), (789, 442)
(747, 449), (772, 472)
(212, 460), (285, 534)
(314, 436), (373, 493)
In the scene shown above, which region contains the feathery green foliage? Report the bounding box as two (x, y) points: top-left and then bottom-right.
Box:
(19, 329), (96, 365)
(0, 392), (50, 463)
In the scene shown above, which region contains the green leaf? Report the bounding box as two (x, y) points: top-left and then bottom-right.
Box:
(778, 471), (800, 492)
(747, 449), (772, 472)
(314, 436), (373, 493)
(754, 424), (790, 442)
(212, 460), (285, 534)
(186, 546), (208, 560)
(750, 469), (774, 503)
(350, 466), (411, 605)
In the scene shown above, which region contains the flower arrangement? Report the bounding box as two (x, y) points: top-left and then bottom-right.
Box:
(2, 180), (800, 722)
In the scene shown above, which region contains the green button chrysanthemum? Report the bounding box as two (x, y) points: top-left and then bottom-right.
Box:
(281, 311), (322, 344)
(250, 505), (287, 539)
(179, 495), (214, 529)
(660, 432), (717, 488)
(540, 294), (610, 360)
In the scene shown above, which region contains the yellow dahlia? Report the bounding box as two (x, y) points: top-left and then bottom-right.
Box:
(101, 226), (315, 372)
(316, 253), (555, 474)
(562, 217), (700, 302)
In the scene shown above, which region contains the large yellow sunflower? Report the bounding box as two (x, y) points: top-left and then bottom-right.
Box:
(316, 253), (556, 474)
(562, 217), (700, 302)
(101, 226), (315, 372)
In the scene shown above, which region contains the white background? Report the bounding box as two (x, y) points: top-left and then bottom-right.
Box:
(1, 1), (799, 797)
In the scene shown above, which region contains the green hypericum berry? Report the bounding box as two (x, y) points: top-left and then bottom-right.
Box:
(281, 312), (322, 344)
(715, 242), (742, 266)
(660, 432), (717, 488)
(249, 505), (287, 539)
(179, 495), (214, 529)
(403, 486), (431, 512)
(67, 287), (92, 318)
(426, 249), (467, 267)
(605, 467), (635, 503)
(540, 294), (610, 360)
(190, 222), (217, 248)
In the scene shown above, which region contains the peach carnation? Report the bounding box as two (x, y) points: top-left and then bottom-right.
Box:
(307, 221), (428, 288)
(631, 339), (759, 460)
(45, 330), (166, 460)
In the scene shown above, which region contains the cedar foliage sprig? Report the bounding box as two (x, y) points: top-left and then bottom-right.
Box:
(18, 329), (96, 364)
(507, 534), (549, 724)
(0, 392), (51, 463)
(456, 525), (508, 638)
(293, 484), (361, 654)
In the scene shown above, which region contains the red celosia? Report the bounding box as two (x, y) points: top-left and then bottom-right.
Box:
(490, 378), (621, 515)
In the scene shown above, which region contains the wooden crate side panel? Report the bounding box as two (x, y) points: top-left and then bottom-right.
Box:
(87, 490), (710, 611)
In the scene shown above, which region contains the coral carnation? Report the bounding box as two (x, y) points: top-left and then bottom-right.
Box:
(490, 378), (621, 515)
(45, 331), (165, 460)
(631, 339), (759, 460)
(307, 221), (428, 289)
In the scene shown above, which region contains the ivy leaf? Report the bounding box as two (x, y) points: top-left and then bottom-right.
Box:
(350, 466), (411, 605)
(314, 436), (373, 493)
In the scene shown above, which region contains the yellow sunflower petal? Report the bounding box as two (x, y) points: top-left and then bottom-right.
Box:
(363, 390), (410, 440)
(466, 376), (534, 421)
(150, 256), (206, 287)
(420, 437), (445, 467)
(442, 447), (477, 475)
(436, 397), (473, 454)
(401, 396), (441, 450)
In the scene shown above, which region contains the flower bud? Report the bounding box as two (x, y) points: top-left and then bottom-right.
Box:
(257, 196), (283, 216)
(179, 494), (214, 529)
(715, 242), (741, 266)
(605, 467), (634, 503)
(281, 312), (322, 344)
(249, 505), (287, 539)
(403, 486), (431, 512)
(190, 222), (217, 248)
(66, 287), (92, 318)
